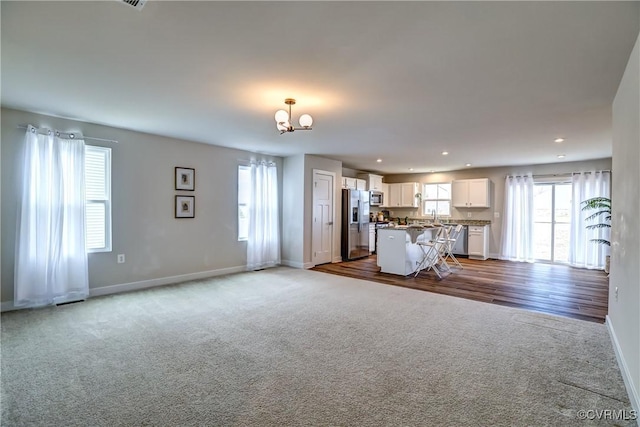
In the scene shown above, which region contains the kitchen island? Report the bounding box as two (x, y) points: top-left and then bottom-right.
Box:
(377, 227), (439, 276)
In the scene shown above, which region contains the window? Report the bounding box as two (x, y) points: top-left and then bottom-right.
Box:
(85, 145), (112, 252)
(533, 182), (572, 263)
(238, 165), (251, 241)
(423, 183), (451, 218)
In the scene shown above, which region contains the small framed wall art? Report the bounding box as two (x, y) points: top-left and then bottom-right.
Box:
(175, 167), (195, 191)
(175, 195), (195, 218)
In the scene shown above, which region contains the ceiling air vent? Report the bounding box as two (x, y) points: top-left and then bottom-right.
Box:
(120, 0), (146, 11)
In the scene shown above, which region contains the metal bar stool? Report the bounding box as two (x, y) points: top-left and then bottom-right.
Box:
(441, 224), (464, 269)
(414, 229), (451, 278)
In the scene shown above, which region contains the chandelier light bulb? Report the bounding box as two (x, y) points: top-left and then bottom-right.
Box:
(274, 98), (314, 134)
(274, 109), (289, 124)
(299, 114), (313, 128)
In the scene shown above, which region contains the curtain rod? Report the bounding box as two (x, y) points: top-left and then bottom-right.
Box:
(17, 125), (118, 144)
(507, 171), (611, 178)
(506, 173), (569, 178)
(237, 158), (277, 166)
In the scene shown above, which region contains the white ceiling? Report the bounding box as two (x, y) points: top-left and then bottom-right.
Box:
(2, 1), (638, 174)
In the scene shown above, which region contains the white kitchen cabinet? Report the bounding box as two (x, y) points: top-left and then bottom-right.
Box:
(401, 183), (419, 207)
(468, 225), (489, 260)
(357, 173), (384, 191)
(452, 178), (490, 208)
(342, 177), (357, 189)
(387, 182), (420, 208)
(356, 179), (367, 191)
(381, 183), (389, 206)
(388, 184), (400, 207)
(369, 223), (376, 253)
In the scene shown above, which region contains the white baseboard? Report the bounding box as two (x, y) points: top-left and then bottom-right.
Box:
(89, 265), (246, 298)
(333, 255), (343, 263)
(606, 315), (640, 413)
(280, 259), (315, 269)
(1, 301), (18, 312)
(281, 259), (304, 269)
(1, 265), (246, 312)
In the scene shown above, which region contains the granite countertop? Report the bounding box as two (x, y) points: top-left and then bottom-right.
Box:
(384, 218), (491, 226)
(440, 219), (492, 226)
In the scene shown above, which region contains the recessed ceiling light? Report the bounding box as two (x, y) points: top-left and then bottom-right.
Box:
(441, 151), (448, 156)
(554, 138), (565, 143)
(408, 168), (414, 171)
(557, 154), (565, 159)
(376, 158), (382, 163)
(430, 170), (435, 173)
(465, 163), (472, 167)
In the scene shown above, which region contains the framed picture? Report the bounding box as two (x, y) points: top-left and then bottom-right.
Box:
(175, 196), (195, 218)
(175, 167), (195, 191)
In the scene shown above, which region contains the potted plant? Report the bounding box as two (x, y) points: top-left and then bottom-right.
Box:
(581, 196), (611, 272)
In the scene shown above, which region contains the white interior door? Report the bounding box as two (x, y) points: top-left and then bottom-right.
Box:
(312, 170), (334, 265)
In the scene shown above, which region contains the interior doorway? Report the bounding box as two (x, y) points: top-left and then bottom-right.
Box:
(312, 170), (335, 265)
(533, 182), (572, 263)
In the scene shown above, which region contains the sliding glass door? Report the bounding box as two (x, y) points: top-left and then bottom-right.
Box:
(533, 183), (572, 262)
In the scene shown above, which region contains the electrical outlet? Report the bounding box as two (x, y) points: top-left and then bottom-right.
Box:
(117, 254), (125, 264)
(467, 212), (472, 218)
(494, 212), (500, 218)
(615, 287), (619, 301)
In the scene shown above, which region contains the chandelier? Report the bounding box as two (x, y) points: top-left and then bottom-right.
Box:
(274, 98), (313, 134)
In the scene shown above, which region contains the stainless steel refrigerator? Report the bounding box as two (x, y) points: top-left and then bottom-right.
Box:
(341, 189), (370, 260)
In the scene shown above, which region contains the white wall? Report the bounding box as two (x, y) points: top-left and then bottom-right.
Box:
(282, 155), (305, 267)
(610, 31), (640, 412)
(1, 108), (282, 305)
(382, 158), (612, 257)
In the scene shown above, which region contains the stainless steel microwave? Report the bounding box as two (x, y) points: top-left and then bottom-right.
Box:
(370, 191), (383, 206)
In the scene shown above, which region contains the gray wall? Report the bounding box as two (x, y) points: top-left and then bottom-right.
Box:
(282, 155), (305, 267)
(381, 158), (612, 257)
(1, 108), (282, 305)
(610, 31), (640, 411)
(341, 167), (359, 179)
(282, 154), (343, 268)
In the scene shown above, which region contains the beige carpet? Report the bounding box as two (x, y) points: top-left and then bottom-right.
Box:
(1, 267), (635, 426)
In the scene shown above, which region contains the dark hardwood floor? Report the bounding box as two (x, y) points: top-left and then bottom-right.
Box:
(311, 255), (609, 323)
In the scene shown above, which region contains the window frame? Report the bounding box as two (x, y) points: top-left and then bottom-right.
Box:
(422, 182), (452, 218)
(85, 145), (112, 253)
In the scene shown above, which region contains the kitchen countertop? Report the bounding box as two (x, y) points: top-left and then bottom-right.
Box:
(377, 218), (491, 226)
(440, 219), (491, 226)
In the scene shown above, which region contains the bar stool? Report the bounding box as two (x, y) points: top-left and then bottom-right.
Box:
(441, 224), (464, 269)
(414, 229), (450, 278)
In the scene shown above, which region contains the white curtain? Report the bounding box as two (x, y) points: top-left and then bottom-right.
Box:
(247, 161), (280, 270)
(500, 174), (535, 262)
(14, 126), (89, 307)
(568, 171), (610, 269)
